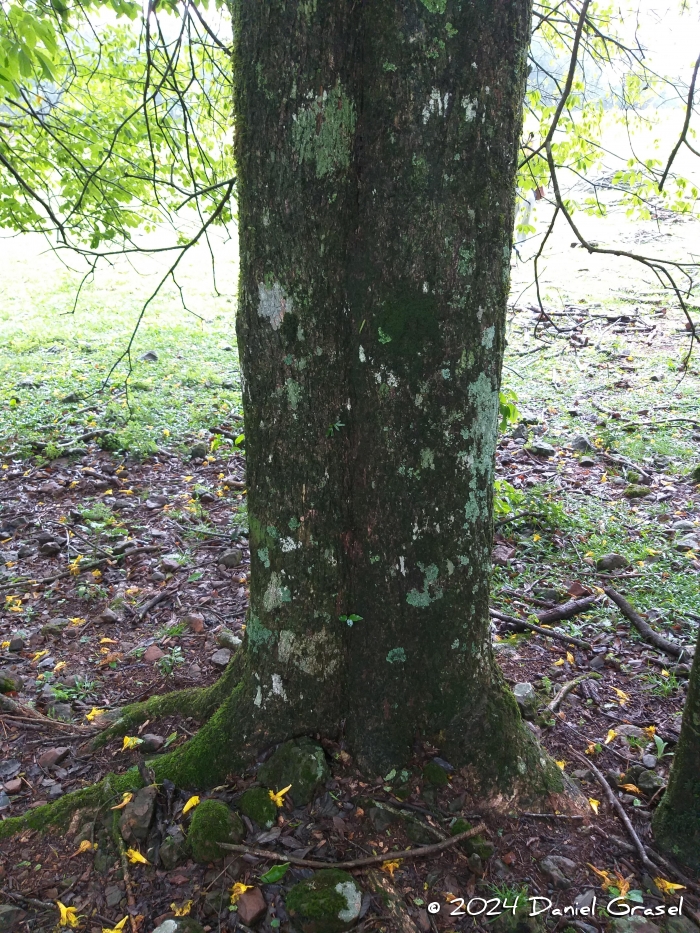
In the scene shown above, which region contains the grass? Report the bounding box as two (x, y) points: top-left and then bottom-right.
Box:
(0, 231), (241, 459)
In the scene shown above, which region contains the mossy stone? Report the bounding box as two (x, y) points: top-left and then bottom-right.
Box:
(422, 761), (449, 787)
(689, 464), (700, 484)
(257, 737), (330, 805)
(238, 787), (277, 829)
(624, 484), (651, 499)
(450, 819), (495, 860)
(286, 869), (362, 933)
(187, 799), (244, 863)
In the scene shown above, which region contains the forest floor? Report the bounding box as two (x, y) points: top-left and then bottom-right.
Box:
(0, 215), (699, 933)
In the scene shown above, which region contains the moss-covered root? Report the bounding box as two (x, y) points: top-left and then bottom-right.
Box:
(93, 655), (243, 749)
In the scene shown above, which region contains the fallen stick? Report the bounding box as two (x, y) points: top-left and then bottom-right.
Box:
(548, 672), (601, 713)
(136, 583), (178, 621)
(220, 821), (488, 869)
(0, 545), (162, 594)
(537, 596), (597, 625)
(489, 609), (592, 649)
(604, 587), (695, 660)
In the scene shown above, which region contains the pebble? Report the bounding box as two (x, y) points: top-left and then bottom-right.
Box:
(38, 747), (70, 769)
(183, 612), (205, 633)
(642, 754), (657, 769)
(569, 434), (594, 452)
(237, 888), (267, 926)
(3, 779), (21, 794)
(219, 547), (243, 568)
(141, 734), (165, 753)
(99, 608), (120, 624)
(210, 648), (232, 668)
(144, 645), (165, 663)
(526, 440), (556, 457)
(579, 456), (595, 467)
(8, 636), (23, 652)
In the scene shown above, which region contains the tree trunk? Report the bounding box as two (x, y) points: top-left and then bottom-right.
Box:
(156, 0), (562, 800)
(652, 627), (700, 868)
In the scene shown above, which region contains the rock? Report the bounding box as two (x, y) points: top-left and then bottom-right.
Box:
(139, 350), (159, 361)
(182, 613), (205, 634)
(688, 464), (700, 484)
(450, 819), (495, 860)
(513, 682), (538, 719)
(615, 724), (645, 739)
(152, 920), (205, 933)
(423, 761), (449, 787)
(286, 869), (362, 933)
(49, 702), (73, 721)
(238, 787), (277, 829)
(187, 798), (245, 862)
(258, 737), (330, 806)
(579, 456), (596, 467)
(0, 792), (9, 810)
(573, 890), (596, 911)
(119, 786), (157, 843)
(368, 805), (397, 833)
(17, 545), (36, 558)
(637, 769), (664, 794)
(624, 484), (652, 499)
(237, 887), (268, 926)
(8, 636), (23, 652)
(41, 620), (67, 637)
(511, 424), (528, 440)
(161, 556), (181, 572)
(0, 671), (23, 694)
(216, 628), (242, 651)
(144, 645), (165, 663)
(641, 754), (657, 769)
(540, 854), (577, 888)
(570, 434), (594, 452)
(209, 648), (231, 668)
(100, 608), (120, 624)
(610, 919), (663, 933)
(526, 440), (555, 458)
(189, 443), (208, 460)
(105, 884), (124, 908)
(666, 917), (700, 933)
(675, 536), (699, 552)
(3, 779), (21, 794)
(672, 520), (697, 533)
(38, 747), (70, 769)
(0, 905), (26, 932)
(40, 541), (61, 556)
(492, 545), (516, 566)
(140, 734), (164, 753)
(159, 826), (187, 870)
(596, 553), (630, 571)
(219, 548), (243, 568)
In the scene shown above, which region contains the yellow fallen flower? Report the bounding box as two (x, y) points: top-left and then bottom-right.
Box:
(381, 860), (401, 878)
(110, 792), (134, 810)
(101, 917), (128, 933)
(86, 707), (105, 722)
(269, 784), (292, 807)
(122, 736), (143, 751)
(230, 882), (253, 905)
(182, 795), (200, 815)
(588, 798), (600, 815)
(171, 900), (193, 917)
(56, 901), (80, 928)
(125, 848), (149, 865)
(654, 877), (685, 895)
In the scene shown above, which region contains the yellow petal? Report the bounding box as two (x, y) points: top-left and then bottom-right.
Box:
(230, 882), (253, 905)
(126, 848), (149, 865)
(100, 637), (118, 645)
(171, 900), (192, 917)
(566, 651), (575, 665)
(56, 902), (81, 928)
(122, 736), (143, 751)
(101, 917), (129, 933)
(53, 661), (67, 673)
(75, 839), (96, 854)
(619, 783), (641, 793)
(381, 859), (401, 878)
(654, 877), (685, 895)
(555, 760), (566, 770)
(605, 729), (617, 744)
(86, 707), (106, 722)
(589, 798), (600, 814)
(182, 795), (200, 814)
(553, 658), (565, 666)
(643, 726), (656, 738)
(612, 687), (630, 705)
(269, 784), (292, 807)
(110, 792), (134, 810)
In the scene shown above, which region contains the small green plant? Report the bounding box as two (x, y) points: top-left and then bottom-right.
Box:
(493, 479), (524, 517)
(498, 388), (519, 431)
(339, 614), (362, 626)
(643, 672), (681, 698)
(326, 420), (344, 437)
(653, 734), (673, 759)
(158, 646), (185, 676)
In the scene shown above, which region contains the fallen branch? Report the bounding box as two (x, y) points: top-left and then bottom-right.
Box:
(136, 583), (178, 622)
(548, 672), (601, 713)
(0, 545), (162, 594)
(537, 596), (598, 625)
(220, 821), (488, 869)
(572, 751), (657, 874)
(604, 587), (695, 661)
(489, 608), (592, 649)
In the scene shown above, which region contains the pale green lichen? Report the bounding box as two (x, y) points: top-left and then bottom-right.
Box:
(258, 282), (292, 330)
(419, 0), (447, 11)
(258, 547), (270, 569)
(406, 562), (443, 607)
(285, 378), (302, 410)
(263, 572), (291, 611)
(292, 82), (356, 178)
(386, 647), (406, 664)
(247, 611), (275, 649)
(420, 448), (435, 470)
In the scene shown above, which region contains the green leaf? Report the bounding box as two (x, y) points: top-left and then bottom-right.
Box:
(259, 863), (290, 884)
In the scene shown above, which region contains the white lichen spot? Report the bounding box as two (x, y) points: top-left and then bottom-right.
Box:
(279, 536), (300, 552)
(271, 674), (287, 700)
(335, 881), (362, 924)
(422, 88), (450, 123)
(422, 281), (429, 293)
(374, 371), (382, 383)
(451, 639), (460, 650)
(359, 345), (366, 363)
(263, 572), (291, 611)
(254, 686), (263, 707)
(461, 96), (477, 121)
(386, 371), (398, 387)
(446, 559), (455, 576)
(399, 556), (405, 576)
(258, 282), (292, 330)
(517, 758), (527, 775)
(278, 628), (340, 676)
(482, 325), (495, 348)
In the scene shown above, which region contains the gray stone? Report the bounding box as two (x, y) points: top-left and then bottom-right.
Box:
(105, 884), (123, 908)
(219, 548), (243, 568)
(216, 629), (242, 651)
(210, 648), (231, 668)
(527, 440), (555, 458)
(570, 434), (594, 452)
(40, 540), (61, 556)
(579, 456), (596, 467)
(573, 889), (596, 911)
(139, 350), (158, 361)
(0, 905), (26, 932)
(672, 520), (697, 533)
(119, 785), (157, 843)
(8, 636), (23, 652)
(610, 919), (662, 933)
(258, 736), (330, 806)
(140, 734), (164, 753)
(637, 769), (664, 794)
(615, 724), (645, 738)
(674, 536), (699, 552)
(511, 424), (528, 440)
(159, 827), (186, 870)
(38, 746), (70, 769)
(100, 608), (120, 624)
(513, 682), (538, 718)
(666, 917), (700, 933)
(540, 854), (577, 888)
(596, 553), (630, 572)
(641, 754), (657, 769)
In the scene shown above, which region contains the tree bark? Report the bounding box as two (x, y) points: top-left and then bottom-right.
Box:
(652, 625), (700, 868)
(155, 0), (562, 800)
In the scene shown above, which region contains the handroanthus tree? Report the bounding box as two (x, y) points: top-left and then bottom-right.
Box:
(130, 0), (563, 799)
